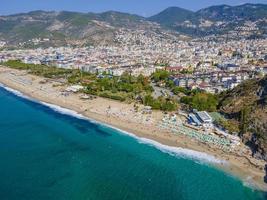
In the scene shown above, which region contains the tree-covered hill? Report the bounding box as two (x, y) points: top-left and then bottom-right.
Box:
(219, 75), (267, 160)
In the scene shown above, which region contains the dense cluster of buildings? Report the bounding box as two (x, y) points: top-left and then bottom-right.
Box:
(170, 70), (256, 93)
(0, 31), (266, 93)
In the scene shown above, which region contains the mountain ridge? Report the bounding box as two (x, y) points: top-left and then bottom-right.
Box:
(149, 3), (267, 36)
(148, 7), (194, 26)
(0, 3), (266, 48)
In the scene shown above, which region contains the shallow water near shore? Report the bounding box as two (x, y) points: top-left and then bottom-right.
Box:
(0, 86), (266, 200)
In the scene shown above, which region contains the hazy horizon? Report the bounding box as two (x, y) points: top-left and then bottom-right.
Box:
(1, 0), (267, 17)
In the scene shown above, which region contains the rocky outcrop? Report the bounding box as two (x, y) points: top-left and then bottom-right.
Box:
(219, 76), (267, 160)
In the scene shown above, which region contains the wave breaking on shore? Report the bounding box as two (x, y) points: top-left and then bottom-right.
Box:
(0, 83), (226, 165)
(139, 138), (226, 164)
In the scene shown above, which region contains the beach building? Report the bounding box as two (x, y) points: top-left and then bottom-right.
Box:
(196, 111), (213, 123)
(188, 111), (213, 128)
(188, 113), (202, 126)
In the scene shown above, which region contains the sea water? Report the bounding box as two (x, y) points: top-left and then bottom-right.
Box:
(0, 86), (265, 200)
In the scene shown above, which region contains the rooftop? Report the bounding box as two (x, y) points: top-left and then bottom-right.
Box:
(196, 111), (213, 123)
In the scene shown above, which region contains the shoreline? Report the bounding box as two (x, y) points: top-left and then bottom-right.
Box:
(0, 66), (266, 191)
(0, 82), (226, 166)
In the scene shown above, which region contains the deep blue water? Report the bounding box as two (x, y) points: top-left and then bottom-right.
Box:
(0, 86), (265, 200)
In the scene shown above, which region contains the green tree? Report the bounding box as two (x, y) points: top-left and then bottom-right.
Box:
(191, 93), (218, 111)
(161, 100), (177, 111)
(180, 92), (218, 112)
(172, 87), (190, 95)
(240, 106), (250, 137)
(152, 70), (170, 82)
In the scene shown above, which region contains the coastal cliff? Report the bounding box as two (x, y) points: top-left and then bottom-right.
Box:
(219, 75), (267, 160)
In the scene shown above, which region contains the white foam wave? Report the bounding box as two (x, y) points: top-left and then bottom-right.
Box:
(103, 124), (226, 164)
(41, 102), (87, 120)
(0, 83), (31, 100)
(0, 83), (226, 165)
(139, 137), (226, 164)
(42, 106), (226, 165)
(0, 83), (93, 120)
(243, 176), (259, 191)
(39, 102), (106, 128)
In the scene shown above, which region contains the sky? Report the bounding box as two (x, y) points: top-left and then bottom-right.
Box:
(1, 0), (267, 17)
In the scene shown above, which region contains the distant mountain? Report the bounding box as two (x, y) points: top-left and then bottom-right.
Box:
(148, 7), (194, 26)
(196, 3), (267, 21)
(0, 10), (154, 47)
(148, 3), (267, 37)
(0, 3), (266, 48)
(55, 10), (146, 28)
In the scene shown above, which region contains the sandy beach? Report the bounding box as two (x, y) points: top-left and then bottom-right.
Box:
(0, 66), (266, 191)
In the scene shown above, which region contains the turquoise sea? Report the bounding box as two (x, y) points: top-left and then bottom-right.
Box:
(0, 85), (265, 200)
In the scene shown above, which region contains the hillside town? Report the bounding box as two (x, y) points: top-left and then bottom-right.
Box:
(1, 2), (267, 196)
(0, 34), (266, 94)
